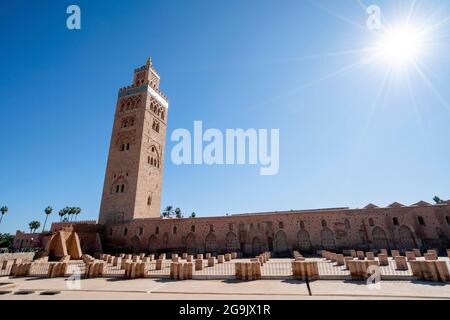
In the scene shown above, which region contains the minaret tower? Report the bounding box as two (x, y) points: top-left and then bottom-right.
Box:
(99, 58), (168, 224)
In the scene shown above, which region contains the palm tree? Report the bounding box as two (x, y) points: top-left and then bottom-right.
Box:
(74, 207), (81, 221)
(190, 212), (196, 218)
(42, 206), (53, 232)
(0, 206), (8, 224)
(163, 206), (173, 218)
(175, 208), (182, 218)
(58, 209), (65, 221)
(433, 196), (444, 204)
(64, 207), (72, 221)
(29, 221), (41, 233)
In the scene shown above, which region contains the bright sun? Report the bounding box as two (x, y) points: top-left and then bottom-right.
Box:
(376, 25), (425, 67)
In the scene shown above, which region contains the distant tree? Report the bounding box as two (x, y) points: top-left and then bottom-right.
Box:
(63, 207), (71, 221)
(29, 221), (41, 233)
(163, 206), (173, 218)
(58, 209), (66, 221)
(0, 233), (14, 249)
(190, 212), (196, 218)
(42, 206), (53, 232)
(0, 206), (8, 224)
(74, 207), (81, 221)
(433, 196), (444, 204)
(175, 208), (182, 218)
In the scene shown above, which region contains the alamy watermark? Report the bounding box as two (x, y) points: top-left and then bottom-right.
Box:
(66, 5), (81, 30)
(171, 121), (280, 176)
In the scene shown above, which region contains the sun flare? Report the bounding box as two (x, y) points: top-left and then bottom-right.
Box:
(375, 25), (425, 68)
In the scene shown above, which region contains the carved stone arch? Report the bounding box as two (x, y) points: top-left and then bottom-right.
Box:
(130, 235), (141, 254)
(398, 225), (416, 250)
(205, 232), (218, 253)
(110, 175), (129, 194)
(252, 237), (261, 256)
(372, 226), (389, 249)
(274, 230), (289, 256)
(185, 232), (196, 254)
(148, 234), (158, 253)
(162, 232), (169, 248)
(297, 229), (311, 251)
(147, 144), (160, 168)
(321, 227), (336, 250)
(225, 232), (239, 252)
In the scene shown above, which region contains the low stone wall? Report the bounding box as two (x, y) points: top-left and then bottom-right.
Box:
(0, 252), (35, 262)
(410, 260), (450, 282)
(292, 261), (319, 280)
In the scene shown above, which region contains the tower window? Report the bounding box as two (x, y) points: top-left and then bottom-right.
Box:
(147, 196), (152, 206)
(124, 228), (128, 236)
(191, 225), (195, 232)
(116, 185), (120, 193)
(393, 217), (399, 226)
(345, 219), (351, 229)
(368, 218), (374, 227)
(155, 227), (159, 234)
(418, 216), (426, 226)
(126, 143), (130, 151)
(300, 221), (305, 229)
(173, 226), (177, 234)
(139, 227), (143, 235)
(121, 144), (125, 152)
(279, 222), (284, 229)
(229, 223), (233, 231)
(210, 225), (214, 232)
(321, 220), (327, 227)
(121, 184), (125, 193)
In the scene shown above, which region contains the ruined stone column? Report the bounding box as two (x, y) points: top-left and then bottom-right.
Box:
(379, 249), (388, 255)
(349, 250), (357, 258)
(410, 260), (450, 282)
(113, 257), (122, 267)
(235, 262), (261, 280)
(125, 254), (132, 260)
(225, 253), (232, 262)
(183, 262), (194, 279)
(447, 249), (450, 259)
(391, 250), (400, 257)
(292, 261), (319, 281)
(159, 253), (166, 260)
(394, 256), (408, 271)
(182, 253), (188, 259)
(321, 250), (328, 258)
(155, 259), (163, 270)
(425, 251), (438, 261)
(217, 255), (224, 264)
(132, 256), (141, 263)
(406, 251), (416, 261)
(347, 260), (379, 280)
(336, 254), (345, 266)
(172, 253), (178, 259)
(324, 251), (332, 260)
(357, 251), (365, 260)
(366, 252), (375, 261)
(231, 252), (237, 259)
(413, 249), (422, 257)
(377, 254), (389, 266)
(172, 257), (180, 263)
(205, 253), (211, 259)
(148, 254), (155, 261)
(187, 255), (193, 262)
(196, 254), (203, 260)
(208, 257), (215, 267)
(195, 259), (203, 271)
(330, 253), (337, 263)
(344, 257), (354, 270)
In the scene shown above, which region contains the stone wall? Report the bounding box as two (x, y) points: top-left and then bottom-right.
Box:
(102, 203), (450, 257)
(0, 252), (35, 262)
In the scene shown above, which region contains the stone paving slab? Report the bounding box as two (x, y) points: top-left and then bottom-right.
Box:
(309, 280), (450, 299)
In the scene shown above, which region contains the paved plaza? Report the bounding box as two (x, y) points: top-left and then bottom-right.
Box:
(1, 276), (449, 300)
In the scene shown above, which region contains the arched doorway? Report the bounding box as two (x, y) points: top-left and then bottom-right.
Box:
(398, 225), (416, 250)
(205, 232), (218, 253)
(252, 237), (261, 256)
(185, 232), (196, 254)
(372, 227), (389, 249)
(274, 230), (289, 256)
(297, 229), (311, 251)
(130, 236), (140, 254)
(148, 235), (158, 253)
(321, 227), (336, 250)
(225, 232), (239, 252)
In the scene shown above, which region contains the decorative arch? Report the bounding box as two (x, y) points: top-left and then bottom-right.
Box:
(398, 225), (416, 250)
(274, 230), (289, 255)
(252, 237), (261, 256)
(225, 232), (239, 252)
(148, 145), (160, 168)
(372, 226), (389, 249)
(297, 229), (311, 251)
(110, 176), (129, 194)
(130, 235), (141, 254)
(148, 234), (158, 253)
(205, 232), (218, 253)
(185, 232), (196, 254)
(321, 227), (336, 250)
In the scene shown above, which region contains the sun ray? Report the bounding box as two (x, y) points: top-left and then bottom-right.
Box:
(405, 68), (425, 133)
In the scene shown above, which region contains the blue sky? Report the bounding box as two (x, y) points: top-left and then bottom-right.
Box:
(1, 0), (449, 234)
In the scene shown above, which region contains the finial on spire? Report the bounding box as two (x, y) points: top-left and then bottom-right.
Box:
(146, 56), (152, 66)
